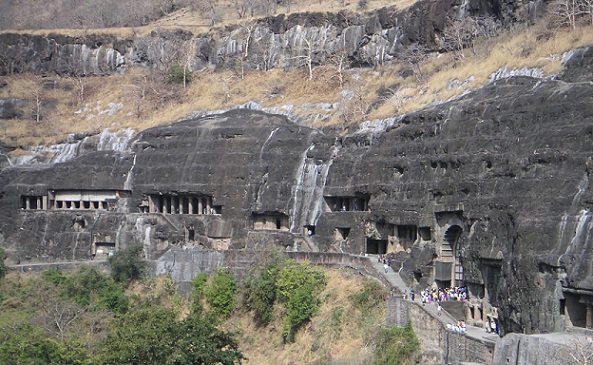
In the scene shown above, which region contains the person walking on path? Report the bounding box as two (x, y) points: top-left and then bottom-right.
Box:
(384, 263), (389, 273)
(437, 303), (442, 316)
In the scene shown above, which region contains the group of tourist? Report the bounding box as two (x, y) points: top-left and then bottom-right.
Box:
(416, 286), (468, 305)
(447, 320), (467, 334)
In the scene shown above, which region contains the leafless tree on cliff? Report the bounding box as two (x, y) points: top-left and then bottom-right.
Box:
(399, 44), (428, 82)
(548, 0), (593, 28)
(567, 336), (593, 365)
(328, 36), (350, 89)
(442, 16), (480, 59)
(288, 26), (329, 81)
(189, 0), (221, 26)
(236, 21), (256, 79)
(231, 0), (255, 18)
(25, 75), (45, 123)
(257, 0), (277, 17)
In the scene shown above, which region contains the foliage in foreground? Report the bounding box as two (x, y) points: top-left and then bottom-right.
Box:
(350, 280), (388, 312)
(98, 304), (244, 365)
(108, 244), (146, 284)
(244, 258), (327, 343)
(203, 268), (238, 319)
(0, 247), (6, 279)
(374, 323), (420, 365)
(43, 266), (129, 314)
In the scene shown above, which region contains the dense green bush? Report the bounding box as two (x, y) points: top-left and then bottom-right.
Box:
(191, 272), (209, 316)
(374, 323), (420, 365)
(0, 247), (6, 279)
(44, 266), (128, 314)
(204, 268), (237, 319)
(276, 262), (326, 342)
(0, 322), (66, 365)
(98, 304), (244, 365)
(243, 260), (280, 326)
(167, 62), (193, 85)
(108, 245), (146, 284)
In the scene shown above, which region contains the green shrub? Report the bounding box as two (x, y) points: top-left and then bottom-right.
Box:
(191, 272), (209, 316)
(42, 267), (66, 286)
(204, 268), (237, 319)
(0, 247), (6, 279)
(0, 322), (63, 365)
(374, 323), (420, 365)
(350, 280), (387, 311)
(282, 283), (321, 342)
(167, 62), (193, 85)
(276, 262), (326, 343)
(61, 267), (128, 314)
(276, 262), (326, 302)
(99, 304), (244, 365)
(108, 245), (146, 284)
(244, 261), (280, 326)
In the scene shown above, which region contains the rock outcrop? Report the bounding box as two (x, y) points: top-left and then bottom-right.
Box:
(2, 46), (593, 340)
(0, 0), (543, 76)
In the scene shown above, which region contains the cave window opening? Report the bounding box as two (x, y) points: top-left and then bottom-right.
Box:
(366, 238), (387, 255)
(336, 227), (350, 240)
(188, 228), (195, 241)
(93, 241), (116, 258)
(396, 225), (418, 249)
(252, 213), (289, 231)
(563, 292), (588, 328)
(559, 299), (566, 315)
(304, 225), (315, 236)
(19, 195), (44, 210)
(414, 271), (423, 283)
(325, 195), (370, 212)
(418, 227), (431, 241)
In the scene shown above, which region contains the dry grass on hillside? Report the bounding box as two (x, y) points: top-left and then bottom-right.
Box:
(1, 19), (592, 149)
(226, 268), (383, 365)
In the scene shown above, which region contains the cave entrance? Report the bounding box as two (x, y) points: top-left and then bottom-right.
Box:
(445, 225), (464, 287)
(366, 239), (387, 255)
(187, 227), (195, 242)
(93, 241), (115, 259)
(563, 292), (593, 328)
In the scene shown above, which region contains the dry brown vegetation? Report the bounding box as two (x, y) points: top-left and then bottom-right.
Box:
(226, 268), (383, 365)
(1, 3), (593, 149)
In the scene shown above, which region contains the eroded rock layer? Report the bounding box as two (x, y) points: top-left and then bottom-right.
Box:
(1, 47), (593, 338)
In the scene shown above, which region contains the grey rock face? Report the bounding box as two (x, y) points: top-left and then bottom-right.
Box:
(0, 0), (540, 76)
(0, 98), (26, 119)
(3, 47), (593, 339)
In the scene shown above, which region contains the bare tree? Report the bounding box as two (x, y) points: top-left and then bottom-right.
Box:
(399, 44), (428, 82)
(442, 16), (480, 59)
(231, 0), (251, 18)
(257, 0), (277, 17)
(189, 0), (221, 26)
(24, 75), (45, 123)
(288, 26), (329, 80)
(328, 38), (349, 88)
(548, 0), (582, 28)
(583, 0), (593, 24)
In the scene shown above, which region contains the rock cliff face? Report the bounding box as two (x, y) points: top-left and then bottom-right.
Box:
(0, 0), (543, 76)
(2, 46), (593, 339)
